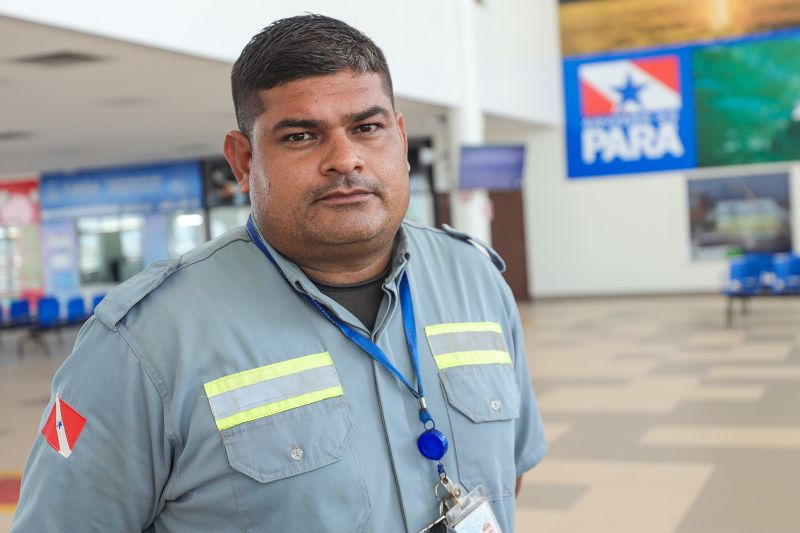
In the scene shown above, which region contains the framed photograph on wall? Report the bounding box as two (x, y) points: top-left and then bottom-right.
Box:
(687, 171), (792, 260)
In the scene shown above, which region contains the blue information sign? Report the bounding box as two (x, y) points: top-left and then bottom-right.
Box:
(459, 145), (525, 190)
(41, 161), (203, 219)
(563, 47), (697, 178)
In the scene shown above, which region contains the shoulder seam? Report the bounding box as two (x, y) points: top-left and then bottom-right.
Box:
(175, 234), (252, 272)
(105, 235), (251, 329)
(115, 322), (182, 462)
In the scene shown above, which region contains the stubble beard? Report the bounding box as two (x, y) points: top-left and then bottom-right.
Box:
(256, 172), (408, 267)
(299, 173), (396, 246)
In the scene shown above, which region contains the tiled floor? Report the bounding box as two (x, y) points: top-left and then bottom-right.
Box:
(517, 294), (800, 533)
(1, 294), (799, 532)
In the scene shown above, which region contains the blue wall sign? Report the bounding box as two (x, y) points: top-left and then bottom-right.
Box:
(41, 161), (203, 219)
(459, 145), (525, 190)
(563, 47), (697, 178)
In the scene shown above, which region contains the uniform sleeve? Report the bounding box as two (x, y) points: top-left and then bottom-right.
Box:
(11, 317), (173, 532)
(505, 289), (548, 476)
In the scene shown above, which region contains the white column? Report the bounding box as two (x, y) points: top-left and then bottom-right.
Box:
(448, 0), (492, 244)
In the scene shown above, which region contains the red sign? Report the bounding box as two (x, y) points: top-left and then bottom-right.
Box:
(0, 178), (39, 225)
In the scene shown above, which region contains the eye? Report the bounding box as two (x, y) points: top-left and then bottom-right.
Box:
(355, 123), (381, 134)
(283, 132), (314, 143)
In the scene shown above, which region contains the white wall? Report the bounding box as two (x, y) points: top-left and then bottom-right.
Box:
(475, 0), (562, 126)
(526, 127), (712, 296)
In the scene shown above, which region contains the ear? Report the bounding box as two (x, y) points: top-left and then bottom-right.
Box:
(395, 111), (409, 159)
(223, 130), (252, 193)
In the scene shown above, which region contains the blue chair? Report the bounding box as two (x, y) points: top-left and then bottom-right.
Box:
(725, 257), (760, 296)
(724, 256), (762, 326)
(9, 299), (30, 327)
(745, 252), (775, 289)
(17, 296), (63, 358)
(92, 293), (106, 312)
(771, 254), (800, 294)
(35, 297), (61, 328)
(66, 296), (87, 325)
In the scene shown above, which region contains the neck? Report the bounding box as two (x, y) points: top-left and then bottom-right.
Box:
(251, 216), (400, 286)
(295, 245), (393, 285)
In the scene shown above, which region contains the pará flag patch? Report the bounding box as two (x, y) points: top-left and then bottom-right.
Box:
(42, 395), (86, 458)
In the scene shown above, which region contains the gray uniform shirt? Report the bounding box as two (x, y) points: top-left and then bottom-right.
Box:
(12, 221), (547, 532)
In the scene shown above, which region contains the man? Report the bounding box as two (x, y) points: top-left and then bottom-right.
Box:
(13, 14), (546, 532)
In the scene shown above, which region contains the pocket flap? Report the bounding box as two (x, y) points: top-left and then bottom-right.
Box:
(204, 352), (353, 483)
(440, 364), (520, 423)
(222, 397), (354, 483)
(425, 321), (521, 423)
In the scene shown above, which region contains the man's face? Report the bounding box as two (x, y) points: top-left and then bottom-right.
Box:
(243, 71), (409, 257)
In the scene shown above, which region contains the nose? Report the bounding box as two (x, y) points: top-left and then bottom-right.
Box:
(320, 132), (364, 177)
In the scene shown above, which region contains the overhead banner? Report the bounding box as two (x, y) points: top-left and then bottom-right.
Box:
(564, 48), (697, 178)
(559, 0), (800, 57)
(41, 161), (203, 220)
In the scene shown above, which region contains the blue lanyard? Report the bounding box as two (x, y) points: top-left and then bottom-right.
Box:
(245, 217), (438, 429)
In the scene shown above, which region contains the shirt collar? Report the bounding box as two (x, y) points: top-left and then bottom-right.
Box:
(385, 224), (411, 286)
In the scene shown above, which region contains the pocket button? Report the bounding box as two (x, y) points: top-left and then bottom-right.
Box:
(489, 399), (501, 412)
(290, 445), (304, 461)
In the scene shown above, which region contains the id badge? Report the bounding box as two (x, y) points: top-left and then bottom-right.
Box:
(445, 485), (502, 533)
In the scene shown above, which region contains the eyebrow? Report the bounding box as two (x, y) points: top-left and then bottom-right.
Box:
(347, 105), (391, 123)
(270, 105), (391, 134)
(271, 118), (322, 134)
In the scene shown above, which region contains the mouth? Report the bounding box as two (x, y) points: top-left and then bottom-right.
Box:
(315, 188), (375, 204)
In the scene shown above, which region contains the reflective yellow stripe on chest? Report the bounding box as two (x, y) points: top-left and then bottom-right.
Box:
(204, 352), (343, 431)
(424, 322), (511, 369)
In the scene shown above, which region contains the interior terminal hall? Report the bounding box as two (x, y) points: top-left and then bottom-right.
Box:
(1, 1), (800, 532)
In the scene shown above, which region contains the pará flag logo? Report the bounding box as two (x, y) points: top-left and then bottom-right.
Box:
(578, 56), (682, 116)
(563, 48), (697, 178)
(42, 395), (86, 458)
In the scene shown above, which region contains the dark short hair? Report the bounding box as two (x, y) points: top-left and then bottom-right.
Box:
(231, 14), (394, 138)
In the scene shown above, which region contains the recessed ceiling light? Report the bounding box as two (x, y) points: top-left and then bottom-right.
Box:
(12, 51), (104, 68)
(98, 97), (153, 107)
(0, 131), (34, 142)
(49, 147), (82, 157)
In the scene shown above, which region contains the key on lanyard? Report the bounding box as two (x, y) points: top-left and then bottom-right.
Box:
(417, 473), (464, 532)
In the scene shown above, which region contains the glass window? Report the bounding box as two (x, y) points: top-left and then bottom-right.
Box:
(209, 205), (251, 239)
(169, 211), (206, 257)
(0, 228), (22, 298)
(76, 215), (144, 284)
(405, 139), (436, 227)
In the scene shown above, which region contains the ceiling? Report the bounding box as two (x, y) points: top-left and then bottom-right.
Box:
(0, 16), (448, 177)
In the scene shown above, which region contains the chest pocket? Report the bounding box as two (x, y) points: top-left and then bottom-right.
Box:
(426, 322), (520, 501)
(204, 352), (372, 531)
